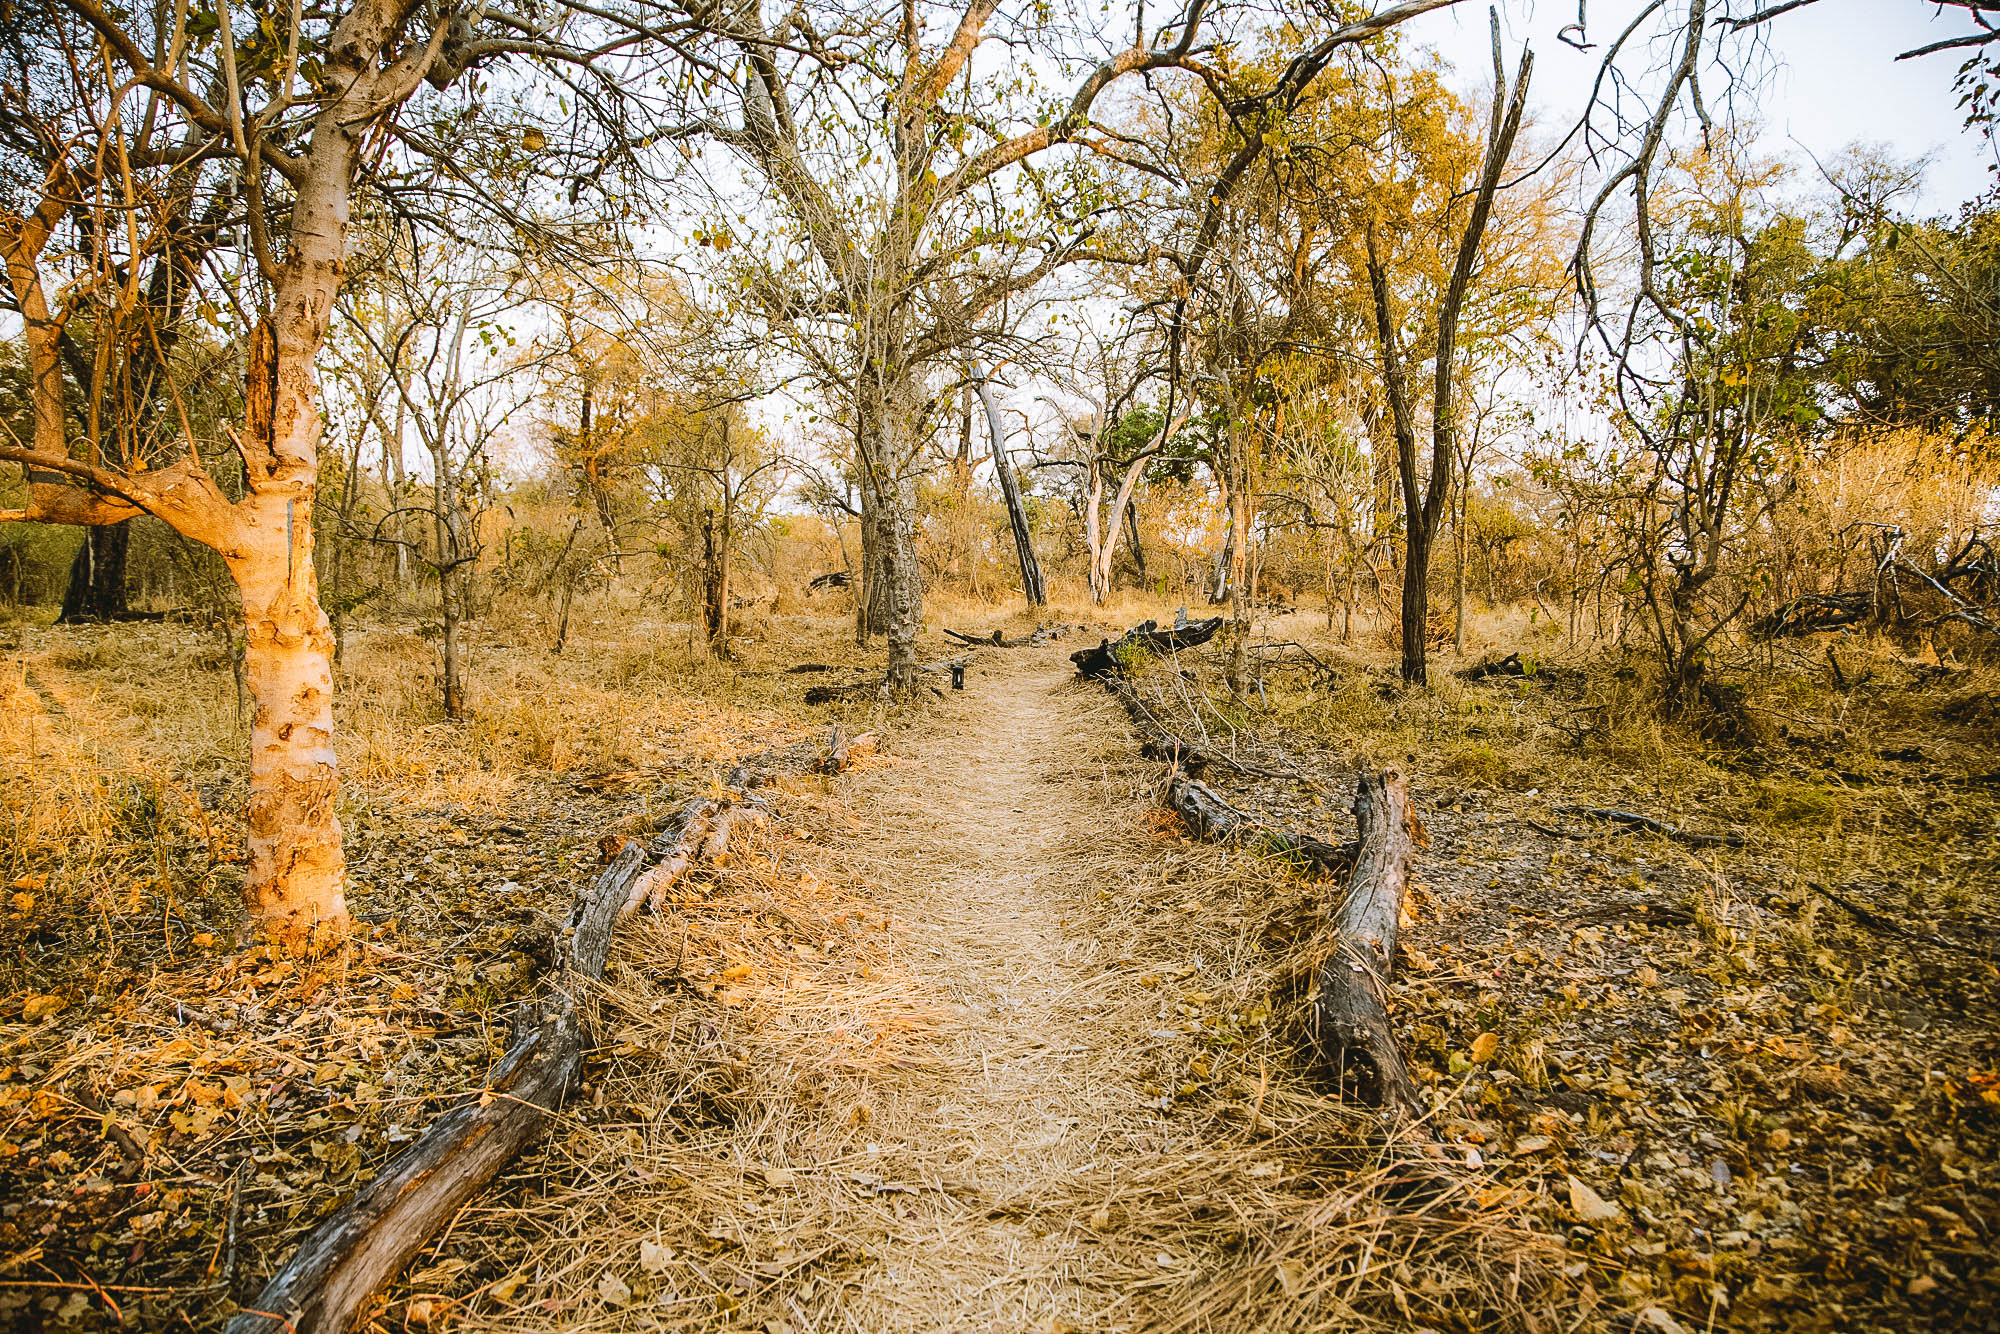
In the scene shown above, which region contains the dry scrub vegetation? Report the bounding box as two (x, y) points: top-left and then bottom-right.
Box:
(5, 589), (1993, 1333)
(1108, 613), (2000, 1331)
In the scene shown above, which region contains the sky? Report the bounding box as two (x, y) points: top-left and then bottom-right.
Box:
(1416, 0), (1996, 215)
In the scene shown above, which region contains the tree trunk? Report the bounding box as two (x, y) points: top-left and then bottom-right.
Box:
(976, 371), (1045, 606)
(1453, 510), (1467, 657)
(435, 495), (465, 720)
(226, 495), (346, 950)
(1124, 499), (1147, 584)
(700, 508), (727, 646)
(1402, 524), (1432, 685)
(1225, 485), (1253, 697)
(854, 470), (892, 641)
(1312, 767), (1425, 1117)
(881, 484), (922, 694)
(57, 520), (131, 622)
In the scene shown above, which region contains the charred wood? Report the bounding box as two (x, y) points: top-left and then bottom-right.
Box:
(1166, 776), (1357, 878)
(1069, 616), (1224, 679)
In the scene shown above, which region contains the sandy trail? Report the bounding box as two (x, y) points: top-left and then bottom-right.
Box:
(813, 647), (1174, 1332)
(477, 645), (1317, 1334)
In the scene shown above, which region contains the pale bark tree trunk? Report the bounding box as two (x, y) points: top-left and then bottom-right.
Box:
(227, 491), (347, 936)
(1224, 480), (1253, 697)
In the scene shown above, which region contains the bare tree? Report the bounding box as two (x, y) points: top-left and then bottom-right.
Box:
(659, 0), (1467, 692)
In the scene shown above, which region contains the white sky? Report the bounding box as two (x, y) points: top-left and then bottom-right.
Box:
(1417, 0), (1995, 214)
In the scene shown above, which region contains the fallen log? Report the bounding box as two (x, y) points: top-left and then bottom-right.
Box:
(626, 796), (721, 914)
(815, 722), (878, 775)
(1104, 676), (1319, 785)
(229, 832), (658, 1334)
(1069, 615), (1224, 679)
(1167, 776), (1357, 878)
(1312, 767), (1428, 1120)
(1458, 651), (1529, 680)
(804, 679), (879, 705)
(1558, 805), (1745, 848)
(232, 771), (802, 1332)
(943, 622), (1078, 648)
(1750, 591), (1873, 639)
(806, 571), (851, 592)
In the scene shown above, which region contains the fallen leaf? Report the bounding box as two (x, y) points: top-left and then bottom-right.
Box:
(639, 1239), (672, 1273)
(1568, 1174), (1623, 1222)
(598, 1270), (632, 1307)
(20, 994), (65, 1023)
(1471, 1032), (1500, 1063)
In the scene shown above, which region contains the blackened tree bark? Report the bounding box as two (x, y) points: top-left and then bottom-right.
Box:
(976, 368), (1045, 606)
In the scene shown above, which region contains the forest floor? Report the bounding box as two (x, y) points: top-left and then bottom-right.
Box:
(0, 603), (1995, 1332)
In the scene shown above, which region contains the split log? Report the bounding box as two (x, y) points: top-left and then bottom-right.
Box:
(1069, 616), (1224, 679)
(228, 833), (658, 1334)
(1167, 776), (1357, 878)
(627, 796), (721, 914)
(1311, 768), (1427, 1119)
(698, 804), (768, 861)
(814, 723), (878, 775)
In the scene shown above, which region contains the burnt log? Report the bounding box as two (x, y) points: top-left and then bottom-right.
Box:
(1458, 651), (1528, 680)
(1069, 615), (1224, 679)
(944, 622), (1077, 648)
(1750, 591), (1873, 639)
(804, 679), (879, 705)
(807, 570), (851, 592)
(1311, 768), (1427, 1119)
(1167, 776), (1357, 878)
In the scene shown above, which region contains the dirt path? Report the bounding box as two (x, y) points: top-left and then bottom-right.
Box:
(818, 648), (1167, 1330)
